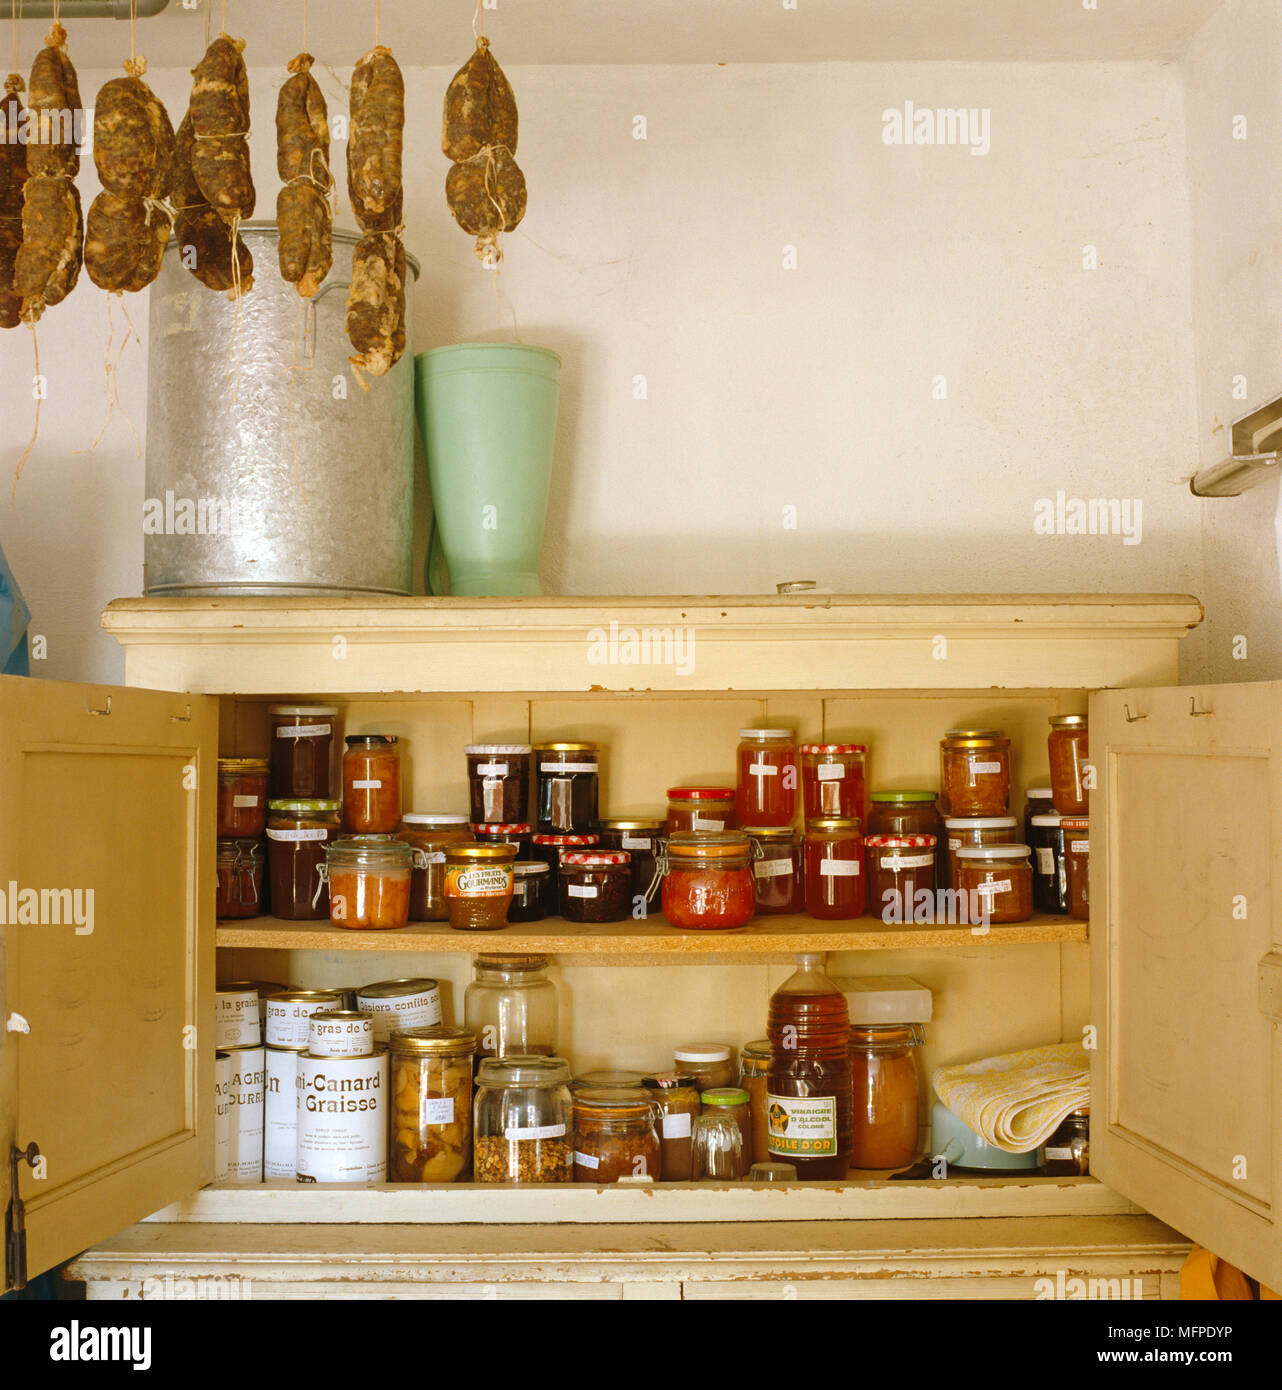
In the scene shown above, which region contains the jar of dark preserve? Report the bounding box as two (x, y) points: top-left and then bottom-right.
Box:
(804, 818), (865, 920)
(1023, 787), (1054, 843)
(559, 850), (632, 923)
(534, 742), (599, 833)
(266, 799), (341, 920)
(864, 835), (936, 922)
(597, 818), (663, 909)
(735, 728), (796, 827)
(1029, 813), (1069, 914)
(866, 791), (943, 839)
(473, 822), (534, 861)
(268, 704), (339, 800)
(743, 826), (804, 915)
(509, 862), (550, 922)
(216, 838), (264, 919)
(466, 743), (533, 824)
(530, 833), (599, 879)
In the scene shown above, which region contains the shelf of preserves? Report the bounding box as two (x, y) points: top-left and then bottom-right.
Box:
(215, 911), (1087, 954)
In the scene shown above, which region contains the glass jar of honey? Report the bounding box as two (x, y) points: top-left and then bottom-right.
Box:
(1048, 715), (1089, 816)
(735, 728), (796, 827)
(939, 729), (1010, 818)
(804, 818), (865, 920)
(849, 1023), (924, 1170)
(342, 735), (402, 834)
(798, 743), (866, 823)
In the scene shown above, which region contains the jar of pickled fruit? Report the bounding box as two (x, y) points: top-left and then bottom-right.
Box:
(738, 1040), (772, 1165)
(866, 791), (943, 842)
(267, 799), (342, 920)
(666, 786), (737, 834)
(939, 729), (1010, 818)
(804, 818), (865, 920)
(324, 835), (419, 929)
(1062, 816), (1089, 920)
(388, 1025), (477, 1182)
(473, 1055), (573, 1183)
(1048, 715), (1089, 816)
(397, 813), (474, 921)
(736, 728), (797, 827)
(534, 742), (599, 834)
(342, 735), (402, 834)
(799, 743), (866, 823)
(744, 826), (804, 915)
(216, 838), (263, 920)
(464, 956), (557, 1059)
(559, 850), (632, 924)
(941, 816), (1019, 889)
(572, 1087), (661, 1183)
(954, 844), (1034, 925)
(642, 1072), (701, 1180)
(445, 841), (517, 931)
(217, 757), (269, 838)
(269, 703), (339, 800)
(659, 832), (755, 930)
(466, 743), (533, 825)
(864, 835), (936, 923)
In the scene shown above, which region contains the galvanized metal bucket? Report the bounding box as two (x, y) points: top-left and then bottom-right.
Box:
(144, 223), (420, 597)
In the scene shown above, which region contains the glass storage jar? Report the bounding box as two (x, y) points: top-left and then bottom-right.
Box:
(744, 826), (804, 915)
(217, 757), (269, 838)
(692, 1112), (744, 1180)
(397, 813), (474, 921)
(642, 1072), (701, 1180)
(268, 703), (339, 800)
(559, 850), (632, 923)
(736, 728), (797, 827)
(216, 838), (263, 920)
(799, 743), (867, 824)
(700, 1087), (753, 1177)
(942, 816), (1019, 890)
(572, 1087), (661, 1183)
(866, 791), (943, 841)
(465, 743), (533, 825)
(849, 1023), (924, 1170)
(473, 822), (534, 861)
(672, 1043), (736, 1094)
(939, 729), (1011, 817)
(1029, 813), (1069, 914)
(445, 841), (517, 931)
(324, 835), (419, 929)
(1042, 1106), (1089, 1176)
(530, 832), (599, 880)
(659, 831), (756, 929)
(1023, 787), (1055, 843)
(388, 1025), (477, 1183)
(464, 956), (557, 1059)
(1048, 715), (1089, 816)
(509, 862), (549, 922)
(342, 735), (401, 834)
(1062, 816), (1089, 920)
(864, 835), (937, 923)
(597, 818), (664, 909)
(267, 799), (341, 919)
(804, 818), (865, 920)
(954, 844), (1034, 925)
(666, 785), (737, 834)
(572, 1070), (649, 1093)
(473, 1055), (574, 1184)
(739, 1041), (772, 1165)
(534, 742), (599, 833)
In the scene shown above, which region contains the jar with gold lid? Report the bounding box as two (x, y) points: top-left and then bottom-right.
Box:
(444, 841), (517, 930)
(534, 742), (599, 833)
(217, 757), (269, 838)
(939, 729), (1010, 818)
(388, 1025), (477, 1182)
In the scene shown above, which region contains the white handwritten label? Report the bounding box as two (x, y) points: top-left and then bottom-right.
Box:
(506, 1123), (566, 1140)
(692, 815), (724, 830)
(567, 885), (599, 898)
(754, 858), (793, 879)
(276, 723), (330, 738)
(1071, 840), (1090, 854)
(574, 1151), (600, 1170)
(881, 853), (932, 869)
(477, 762), (508, 775)
(1036, 847), (1055, 875)
(232, 795), (258, 808)
(661, 1112), (692, 1138)
(971, 761), (1003, 775)
(267, 827), (329, 842)
(622, 834), (652, 850)
(352, 779), (382, 789)
(540, 761), (596, 773)
(816, 763), (845, 780)
(423, 1096), (454, 1126)
(819, 859), (860, 877)
(975, 878), (1012, 896)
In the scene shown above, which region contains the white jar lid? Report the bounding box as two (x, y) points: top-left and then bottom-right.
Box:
(268, 704), (339, 716)
(673, 1042), (732, 1062)
(401, 813), (470, 825)
(943, 817), (1018, 829)
(956, 844), (1032, 859)
(1030, 814), (1064, 826)
(737, 728), (794, 739)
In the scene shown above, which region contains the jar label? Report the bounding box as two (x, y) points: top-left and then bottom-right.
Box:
(232, 795), (259, 807)
(477, 762), (509, 775)
(506, 1123), (566, 1140)
(422, 1096), (455, 1126)
(447, 866), (513, 897)
(352, 779), (382, 789)
(661, 1112), (692, 1139)
(426, 851), (447, 863)
(819, 859), (860, 877)
(277, 723), (330, 738)
(540, 761), (596, 773)
(881, 853), (932, 869)
(971, 760), (1003, 775)
(692, 815), (724, 830)
(1071, 840), (1089, 854)
(751, 761), (779, 776)
(816, 763), (845, 780)
(621, 834), (652, 850)
(976, 878), (1012, 896)
(1044, 1146), (1073, 1161)
(948, 838), (961, 851)
(267, 827), (329, 842)
(567, 884), (599, 899)
(1036, 847), (1055, 875)
(754, 858), (793, 879)
(574, 1150), (600, 1169)
(765, 1093), (837, 1158)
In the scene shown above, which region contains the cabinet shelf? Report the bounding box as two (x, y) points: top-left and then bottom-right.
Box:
(216, 911), (1087, 955)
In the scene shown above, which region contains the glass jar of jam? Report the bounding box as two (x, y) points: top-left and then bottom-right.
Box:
(744, 826), (804, 915)
(268, 703), (339, 800)
(666, 786), (737, 835)
(1042, 1106), (1089, 1176)
(530, 832), (598, 877)
(849, 1023), (923, 1170)
(672, 1043), (736, 1093)
(942, 815), (1019, 890)
(799, 743), (866, 824)
(1030, 813), (1069, 914)
(955, 844), (1034, 925)
(388, 1025), (476, 1183)
(216, 838), (263, 919)
(804, 818), (865, 920)
(473, 822), (534, 861)
(1023, 787), (1055, 843)
(1062, 816), (1089, 920)
(700, 1087), (752, 1177)
(466, 743), (533, 825)
(324, 835), (419, 929)
(866, 791), (943, 841)
(397, 813), (474, 921)
(659, 832), (755, 930)
(572, 1087), (661, 1183)
(864, 835), (936, 923)
(342, 735), (401, 834)
(1048, 715), (1089, 816)
(939, 729), (1010, 818)
(509, 863), (549, 922)
(738, 1040), (772, 1166)
(217, 757), (269, 838)
(641, 1072), (701, 1180)
(473, 1055), (573, 1184)
(735, 728), (796, 828)
(559, 850), (632, 923)
(445, 841), (516, 931)
(464, 956), (557, 1059)
(534, 742), (599, 833)
(267, 798), (341, 919)
(597, 818), (663, 910)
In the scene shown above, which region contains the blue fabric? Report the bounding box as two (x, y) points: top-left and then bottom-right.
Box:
(0, 540), (30, 676)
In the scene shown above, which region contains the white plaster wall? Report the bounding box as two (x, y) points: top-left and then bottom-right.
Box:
(1182, 0), (1282, 683)
(0, 58), (1203, 685)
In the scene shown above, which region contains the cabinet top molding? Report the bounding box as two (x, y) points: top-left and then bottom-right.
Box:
(102, 594), (1203, 694)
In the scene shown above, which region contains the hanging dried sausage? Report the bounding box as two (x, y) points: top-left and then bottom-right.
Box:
(345, 230), (406, 383)
(442, 38), (517, 162)
(0, 75), (27, 329)
(93, 67), (175, 201)
(348, 45), (403, 229)
(26, 23), (80, 181)
(445, 147), (526, 239)
(172, 110), (253, 297)
(13, 174), (82, 321)
(84, 190), (167, 294)
(276, 52), (332, 297)
(189, 33), (254, 225)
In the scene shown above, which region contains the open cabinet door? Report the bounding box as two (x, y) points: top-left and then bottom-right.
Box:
(0, 675), (216, 1291)
(1091, 681), (1281, 1290)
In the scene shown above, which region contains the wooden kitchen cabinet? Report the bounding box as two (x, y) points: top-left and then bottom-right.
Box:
(8, 594), (1275, 1298)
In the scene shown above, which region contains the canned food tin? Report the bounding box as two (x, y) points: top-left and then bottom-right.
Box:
(224, 1043), (266, 1182)
(354, 978), (442, 1044)
(308, 1010), (375, 1058)
(215, 983), (261, 1049)
(263, 1044), (304, 1180)
(265, 989), (345, 1049)
(214, 1051), (232, 1181)
(296, 1048), (388, 1184)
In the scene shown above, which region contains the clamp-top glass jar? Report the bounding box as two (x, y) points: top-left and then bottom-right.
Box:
(324, 835), (420, 929)
(397, 813), (474, 921)
(744, 825), (804, 915)
(464, 956), (558, 1059)
(597, 818), (664, 908)
(267, 799), (342, 919)
(473, 1055), (574, 1183)
(534, 742), (599, 833)
(736, 728), (797, 827)
(572, 1087), (661, 1183)
(216, 838), (263, 919)
(939, 729), (1010, 817)
(659, 831), (756, 930)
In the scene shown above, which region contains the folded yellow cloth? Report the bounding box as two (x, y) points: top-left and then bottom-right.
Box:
(932, 1042), (1089, 1153)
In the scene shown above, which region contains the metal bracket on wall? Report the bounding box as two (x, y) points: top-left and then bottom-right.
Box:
(1190, 393), (1282, 497)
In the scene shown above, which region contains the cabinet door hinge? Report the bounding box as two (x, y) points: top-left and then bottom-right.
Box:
(5, 1142), (40, 1294)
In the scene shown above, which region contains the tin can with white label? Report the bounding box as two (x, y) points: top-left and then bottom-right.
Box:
(265, 989), (345, 1049)
(296, 1048), (388, 1183)
(263, 1043), (305, 1179)
(224, 1043), (266, 1181)
(355, 977), (441, 1044)
(214, 1050), (232, 1180)
(216, 982), (261, 1048)
(308, 1009), (375, 1057)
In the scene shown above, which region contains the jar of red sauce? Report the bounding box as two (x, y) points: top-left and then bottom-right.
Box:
(342, 735), (401, 834)
(217, 758), (269, 838)
(1048, 715), (1089, 816)
(666, 786), (737, 835)
(660, 831), (755, 930)
(743, 826), (803, 914)
(324, 835), (419, 930)
(799, 743), (866, 824)
(939, 729), (1010, 818)
(735, 728), (796, 827)
(804, 818), (865, 920)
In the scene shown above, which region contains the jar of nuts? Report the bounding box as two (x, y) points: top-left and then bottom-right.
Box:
(388, 1025), (478, 1182)
(473, 1055), (574, 1184)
